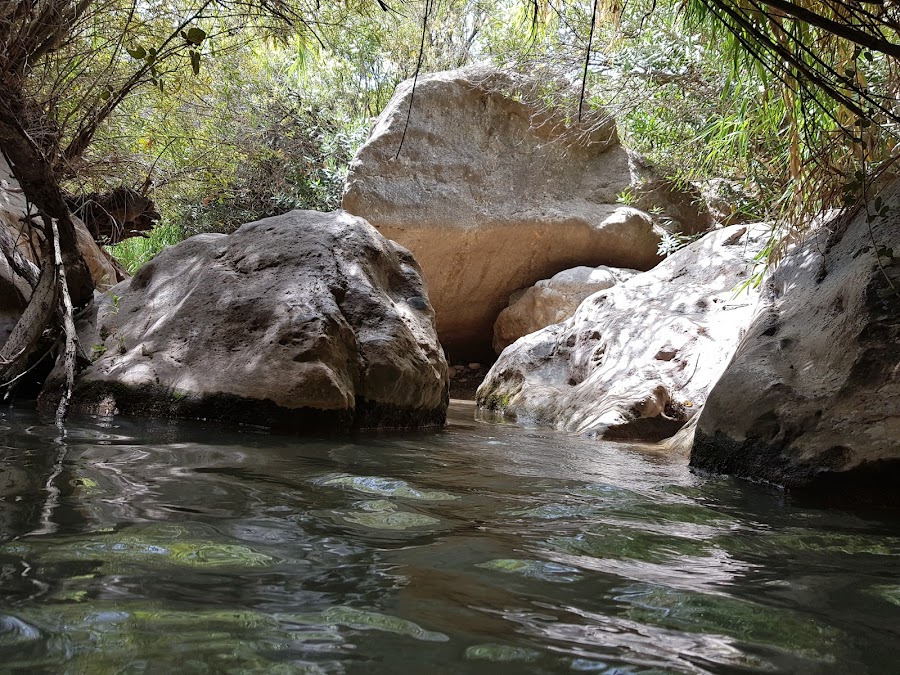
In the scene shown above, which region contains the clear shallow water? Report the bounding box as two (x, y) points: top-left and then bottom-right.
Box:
(0, 402), (898, 674)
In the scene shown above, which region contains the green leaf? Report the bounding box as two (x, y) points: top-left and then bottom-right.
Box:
(189, 50), (201, 75)
(186, 27), (206, 45)
(126, 45), (146, 60)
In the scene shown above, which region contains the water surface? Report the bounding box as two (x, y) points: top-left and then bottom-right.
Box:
(1, 402), (898, 673)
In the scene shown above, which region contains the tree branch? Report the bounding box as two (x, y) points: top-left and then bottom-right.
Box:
(749, 0), (900, 60)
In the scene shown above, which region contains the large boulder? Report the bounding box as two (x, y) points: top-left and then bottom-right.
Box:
(691, 185), (900, 503)
(42, 210), (449, 431)
(342, 65), (691, 359)
(476, 225), (766, 441)
(492, 265), (638, 354)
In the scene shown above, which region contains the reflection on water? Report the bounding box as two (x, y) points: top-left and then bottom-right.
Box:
(0, 402), (898, 673)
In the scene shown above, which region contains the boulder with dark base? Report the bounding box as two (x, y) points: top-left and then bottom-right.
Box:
(41, 210), (449, 431)
(476, 225), (766, 441)
(691, 186), (900, 505)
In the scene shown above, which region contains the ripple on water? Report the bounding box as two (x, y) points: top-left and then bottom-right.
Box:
(0, 615), (42, 647)
(870, 584), (900, 608)
(465, 642), (542, 662)
(476, 558), (583, 583)
(5, 603), (347, 673)
(547, 527), (712, 564)
(342, 509), (441, 531)
(314, 498), (443, 532)
(498, 604), (776, 672)
(543, 530), (756, 595)
(286, 606), (449, 642)
(506, 502), (607, 520)
(719, 528), (900, 558)
(317, 473), (459, 501)
(613, 582), (838, 656)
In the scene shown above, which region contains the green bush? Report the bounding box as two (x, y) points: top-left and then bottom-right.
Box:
(108, 222), (182, 275)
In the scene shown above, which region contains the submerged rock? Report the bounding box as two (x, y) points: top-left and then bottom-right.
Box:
(691, 185), (900, 503)
(492, 265), (639, 354)
(42, 210), (449, 431)
(476, 225), (766, 441)
(343, 65), (692, 359)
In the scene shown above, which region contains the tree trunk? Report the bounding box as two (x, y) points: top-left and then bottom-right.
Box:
(0, 84), (92, 409)
(0, 93), (92, 306)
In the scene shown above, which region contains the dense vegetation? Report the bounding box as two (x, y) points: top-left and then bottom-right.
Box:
(82, 0), (899, 270)
(5, 0), (898, 264)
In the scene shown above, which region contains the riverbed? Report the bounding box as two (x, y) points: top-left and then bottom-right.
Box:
(0, 402), (898, 673)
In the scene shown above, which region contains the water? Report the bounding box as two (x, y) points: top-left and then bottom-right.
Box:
(0, 402), (898, 674)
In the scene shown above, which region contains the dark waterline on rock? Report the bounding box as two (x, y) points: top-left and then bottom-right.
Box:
(0, 402), (898, 673)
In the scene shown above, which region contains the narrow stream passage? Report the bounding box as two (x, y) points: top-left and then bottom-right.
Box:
(0, 402), (898, 673)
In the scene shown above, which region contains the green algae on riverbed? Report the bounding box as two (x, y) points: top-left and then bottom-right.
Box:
(0, 403), (898, 673)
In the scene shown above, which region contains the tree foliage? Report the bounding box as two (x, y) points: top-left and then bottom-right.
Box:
(0, 0), (306, 414)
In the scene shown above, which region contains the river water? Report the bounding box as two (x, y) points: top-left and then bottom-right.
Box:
(0, 402), (898, 674)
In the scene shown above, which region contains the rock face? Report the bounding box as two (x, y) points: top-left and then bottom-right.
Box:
(343, 65), (684, 359)
(476, 225), (766, 441)
(2, 153), (124, 351)
(44, 210), (449, 431)
(1, 155), (123, 347)
(492, 265), (638, 354)
(691, 186), (900, 501)
(0, 255), (28, 346)
(1, 154), (122, 292)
